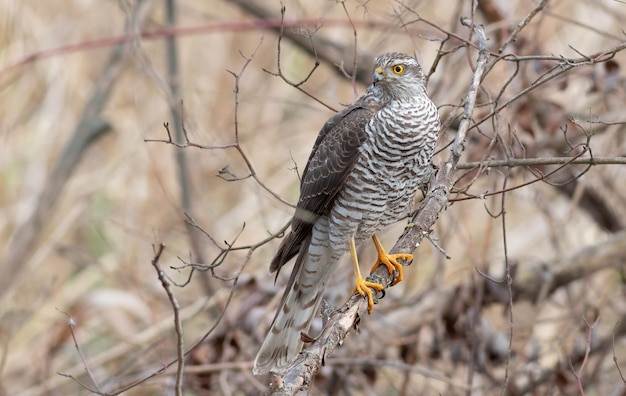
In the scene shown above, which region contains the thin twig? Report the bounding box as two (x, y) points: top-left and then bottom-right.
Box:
(338, 1), (359, 100)
(150, 244), (184, 396)
(451, 18), (489, 160)
(476, 41), (626, 129)
(456, 156), (626, 169)
(574, 316), (600, 396)
(516, 312), (626, 394)
(613, 321), (626, 384)
(262, 3), (328, 108)
(497, 0), (547, 55)
(498, 168), (514, 396)
(146, 38), (295, 209)
(57, 310), (101, 393)
(104, 252), (245, 395)
(452, 147), (591, 202)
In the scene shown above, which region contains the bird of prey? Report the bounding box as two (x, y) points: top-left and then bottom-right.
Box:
(253, 52), (441, 375)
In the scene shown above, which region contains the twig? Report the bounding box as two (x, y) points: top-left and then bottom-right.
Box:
(466, 265), (485, 395)
(613, 321), (626, 384)
(497, 0), (547, 55)
(476, 41), (626, 129)
(573, 316), (600, 396)
(456, 156), (626, 169)
(497, 168), (514, 396)
(450, 18), (489, 160)
(146, 38), (295, 209)
(161, 0), (212, 293)
(226, 38), (298, 206)
(150, 244), (184, 396)
(452, 147), (592, 202)
(262, 3), (330, 110)
(231, 0), (376, 84)
(516, 313), (626, 394)
(397, 2), (483, 52)
(338, 0), (359, 100)
(176, 223), (246, 282)
(57, 310), (101, 393)
(102, 249), (245, 395)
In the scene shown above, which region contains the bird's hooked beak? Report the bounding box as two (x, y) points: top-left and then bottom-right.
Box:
(373, 66), (384, 82)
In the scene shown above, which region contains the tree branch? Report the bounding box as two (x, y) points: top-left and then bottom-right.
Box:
(456, 156), (626, 169)
(150, 244), (184, 396)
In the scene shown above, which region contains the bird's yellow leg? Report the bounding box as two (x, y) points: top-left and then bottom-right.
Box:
(370, 235), (413, 286)
(350, 237), (383, 314)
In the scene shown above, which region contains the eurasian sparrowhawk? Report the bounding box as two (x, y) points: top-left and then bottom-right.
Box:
(254, 52), (441, 375)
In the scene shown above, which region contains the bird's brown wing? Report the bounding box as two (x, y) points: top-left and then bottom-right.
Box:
(269, 103), (373, 274)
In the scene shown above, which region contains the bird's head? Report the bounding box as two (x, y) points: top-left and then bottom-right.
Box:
(371, 52), (427, 100)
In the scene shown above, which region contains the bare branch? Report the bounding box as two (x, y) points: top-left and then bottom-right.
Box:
(512, 312), (626, 394)
(478, 41), (626, 128)
(496, 168), (514, 396)
(261, 3), (328, 108)
(338, 1), (359, 100)
(57, 310), (101, 393)
(150, 244), (184, 396)
(457, 156), (626, 169)
(613, 321), (626, 384)
(452, 147), (592, 202)
(146, 37), (295, 209)
(573, 316), (600, 396)
(451, 18), (490, 159)
(496, 0), (547, 55)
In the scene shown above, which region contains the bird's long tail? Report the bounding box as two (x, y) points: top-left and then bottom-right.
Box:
(253, 226), (337, 375)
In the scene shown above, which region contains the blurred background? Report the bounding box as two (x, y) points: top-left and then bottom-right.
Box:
(1, 0), (626, 394)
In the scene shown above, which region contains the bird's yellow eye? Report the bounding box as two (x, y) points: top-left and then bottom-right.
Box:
(392, 64), (405, 74)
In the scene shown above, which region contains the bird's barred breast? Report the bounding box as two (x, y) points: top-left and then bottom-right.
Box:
(329, 97), (439, 250)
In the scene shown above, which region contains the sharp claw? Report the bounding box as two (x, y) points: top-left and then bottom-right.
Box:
(353, 278), (384, 314)
(371, 253), (413, 286)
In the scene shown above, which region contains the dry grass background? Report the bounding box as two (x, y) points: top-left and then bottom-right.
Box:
(1, 0), (626, 395)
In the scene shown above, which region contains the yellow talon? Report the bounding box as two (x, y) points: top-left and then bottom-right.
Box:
(352, 276), (384, 315)
(349, 237), (383, 314)
(370, 235), (412, 286)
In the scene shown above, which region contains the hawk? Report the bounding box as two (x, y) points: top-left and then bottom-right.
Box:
(253, 52), (440, 375)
